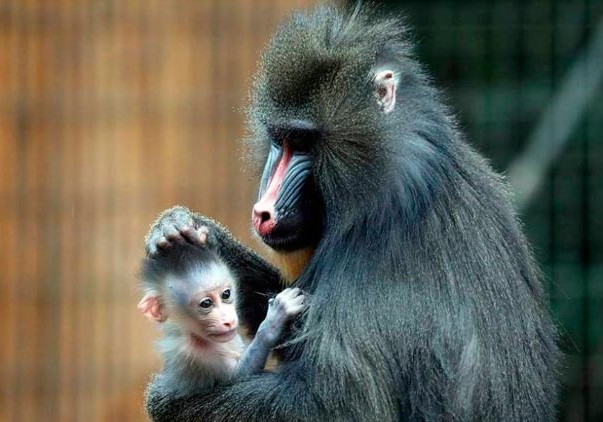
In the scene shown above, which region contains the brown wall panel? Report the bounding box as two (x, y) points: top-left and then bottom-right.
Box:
(0, 1), (319, 420)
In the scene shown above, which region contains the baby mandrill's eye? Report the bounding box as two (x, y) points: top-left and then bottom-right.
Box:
(221, 289), (231, 300)
(198, 298), (213, 310)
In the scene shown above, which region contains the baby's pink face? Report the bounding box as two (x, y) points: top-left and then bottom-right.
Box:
(186, 284), (239, 343)
(139, 262), (239, 345)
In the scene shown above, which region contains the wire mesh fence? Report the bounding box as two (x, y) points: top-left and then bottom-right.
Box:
(0, 1), (317, 420)
(384, 0), (602, 420)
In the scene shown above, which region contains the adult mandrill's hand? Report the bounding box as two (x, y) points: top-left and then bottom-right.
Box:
(145, 206), (214, 256)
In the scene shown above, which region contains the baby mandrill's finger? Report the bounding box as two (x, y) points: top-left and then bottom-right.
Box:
(281, 287), (300, 299)
(286, 303), (305, 316)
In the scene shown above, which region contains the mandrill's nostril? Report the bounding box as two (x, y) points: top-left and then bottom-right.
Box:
(260, 211), (271, 223)
(252, 203), (276, 236)
(253, 205), (273, 222)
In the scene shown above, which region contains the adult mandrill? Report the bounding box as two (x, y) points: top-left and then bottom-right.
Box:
(145, 5), (559, 422)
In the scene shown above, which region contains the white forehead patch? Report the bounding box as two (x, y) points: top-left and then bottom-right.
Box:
(162, 261), (236, 300)
(193, 261), (235, 290)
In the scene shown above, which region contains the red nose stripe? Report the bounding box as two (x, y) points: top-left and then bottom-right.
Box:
(253, 145), (292, 235)
(263, 145), (292, 203)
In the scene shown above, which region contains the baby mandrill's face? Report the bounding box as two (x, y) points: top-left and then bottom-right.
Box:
(139, 263), (240, 346)
(165, 265), (239, 344)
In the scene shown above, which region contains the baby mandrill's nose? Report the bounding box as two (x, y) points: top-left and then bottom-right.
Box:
(222, 318), (236, 330)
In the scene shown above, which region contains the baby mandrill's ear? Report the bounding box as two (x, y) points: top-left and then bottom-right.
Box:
(138, 294), (167, 322)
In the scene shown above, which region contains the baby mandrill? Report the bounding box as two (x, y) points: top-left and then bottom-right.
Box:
(138, 232), (305, 396)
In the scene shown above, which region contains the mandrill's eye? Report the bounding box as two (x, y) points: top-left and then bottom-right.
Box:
(269, 120), (322, 152)
(198, 298), (213, 310)
(221, 289), (231, 301)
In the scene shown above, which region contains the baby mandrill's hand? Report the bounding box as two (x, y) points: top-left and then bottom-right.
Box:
(256, 288), (306, 346)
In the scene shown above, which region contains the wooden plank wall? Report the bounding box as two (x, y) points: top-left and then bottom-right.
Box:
(0, 1), (318, 420)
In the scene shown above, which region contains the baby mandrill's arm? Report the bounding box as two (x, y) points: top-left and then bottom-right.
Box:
(234, 287), (305, 377)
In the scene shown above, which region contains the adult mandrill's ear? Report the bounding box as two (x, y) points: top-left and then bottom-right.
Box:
(374, 69), (397, 114)
(138, 294), (167, 322)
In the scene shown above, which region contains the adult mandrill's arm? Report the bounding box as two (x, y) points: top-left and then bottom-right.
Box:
(145, 206), (284, 334)
(145, 362), (330, 422)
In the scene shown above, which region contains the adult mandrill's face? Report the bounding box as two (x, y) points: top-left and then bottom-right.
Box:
(252, 120), (324, 252)
(249, 12), (399, 254)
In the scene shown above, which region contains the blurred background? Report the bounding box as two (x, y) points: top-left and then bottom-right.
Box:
(0, 0), (600, 421)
